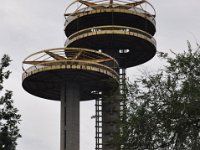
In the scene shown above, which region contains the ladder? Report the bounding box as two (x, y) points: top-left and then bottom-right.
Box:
(119, 68), (127, 150)
(95, 94), (103, 150)
(119, 68), (127, 115)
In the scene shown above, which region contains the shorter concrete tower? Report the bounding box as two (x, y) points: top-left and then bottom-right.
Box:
(22, 48), (119, 150)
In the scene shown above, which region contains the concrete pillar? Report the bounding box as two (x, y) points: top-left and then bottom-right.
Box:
(102, 93), (120, 150)
(60, 82), (80, 150)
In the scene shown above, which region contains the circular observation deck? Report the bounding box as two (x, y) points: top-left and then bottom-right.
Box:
(65, 25), (156, 68)
(64, 0), (156, 37)
(22, 48), (119, 101)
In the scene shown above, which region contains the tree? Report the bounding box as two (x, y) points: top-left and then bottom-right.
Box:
(0, 55), (21, 150)
(119, 42), (200, 150)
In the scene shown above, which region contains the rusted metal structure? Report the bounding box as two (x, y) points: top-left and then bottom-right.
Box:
(22, 0), (156, 150)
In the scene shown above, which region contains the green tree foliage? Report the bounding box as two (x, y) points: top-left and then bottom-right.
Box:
(120, 42), (200, 150)
(0, 55), (21, 150)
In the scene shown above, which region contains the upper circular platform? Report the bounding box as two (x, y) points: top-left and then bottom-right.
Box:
(22, 48), (119, 101)
(65, 25), (156, 68)
(64, 0), (156, 37)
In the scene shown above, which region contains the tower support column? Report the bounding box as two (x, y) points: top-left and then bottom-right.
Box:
(60, 82), (80, 150)
(102, 92), (120, 150)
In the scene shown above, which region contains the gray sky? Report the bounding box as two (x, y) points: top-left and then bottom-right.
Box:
(0, 0), (200, 150)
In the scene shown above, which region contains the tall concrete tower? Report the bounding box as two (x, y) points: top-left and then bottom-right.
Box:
(64, 0), (156, 149)
(22, 0), (156, 150)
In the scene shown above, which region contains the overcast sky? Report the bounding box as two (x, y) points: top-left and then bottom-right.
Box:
(0, 0), (200, 150)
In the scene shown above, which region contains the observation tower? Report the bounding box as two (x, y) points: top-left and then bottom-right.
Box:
(22, 0), (156, 150)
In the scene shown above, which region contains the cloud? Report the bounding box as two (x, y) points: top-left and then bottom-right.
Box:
(1, 0), (200, 150)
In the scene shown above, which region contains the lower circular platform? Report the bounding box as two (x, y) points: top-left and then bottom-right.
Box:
(22, 48), (119, 101)
(23, 69), (118, 101)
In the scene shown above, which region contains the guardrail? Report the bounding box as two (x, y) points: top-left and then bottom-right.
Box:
(23, 60), (119, 81)
(64, 3), (156, 27)
(65, 25), (156, 47)
(22, 48), (119, 80)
